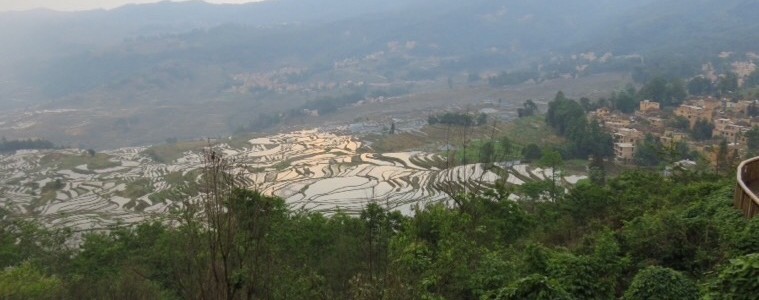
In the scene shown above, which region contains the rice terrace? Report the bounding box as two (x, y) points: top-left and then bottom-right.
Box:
(0, 129), (585, 231)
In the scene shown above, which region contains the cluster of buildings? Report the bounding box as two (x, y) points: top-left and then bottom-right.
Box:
(589, 97), (758, 164)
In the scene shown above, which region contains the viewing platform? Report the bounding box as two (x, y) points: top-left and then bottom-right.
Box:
(735, 157), (759, 218)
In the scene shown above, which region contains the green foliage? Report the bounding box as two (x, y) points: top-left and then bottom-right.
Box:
(123, 177), (154, 197)
(2, 165), (758, 299)
(746, 70), (759, 89)
(519, 180), (553, 203)
(428, 112), (482, 127)
(587, 155), (606, 185)
(0, 262), (63, 300)
(478, 141), (496, 163)
(578, 97), (594, 112)
(633, 134), (696, 168)
(718, 72), (739, 95)
(66, 267), (173, 300)
(690, 118), (714, 141)
(459, 136), (519, 164)
(518, 100), (538, 118)
(548, 252), (617, 299)
(488, 70), (539, 87)
(748, 102), (759, 118)
(745, 126), (759, 156)
(539, 149), (563, 170)
(688, 76), (714, 96)
(667, 116), (690, 131)
(486, 274), (572, 300)
(634, 134), (664, 166)
(546, 92), (583, 136)
(0, 213), (72, 274)
(638, 77), (686, 107)
(610, 87), (639, 113)
(41, 179), (64, 194)
(562, 182), (615, 226)
(303, 92), (366, 115)
(623, 266), (698, 300)
(709, 253), (759, 299)
(734, 218), (759, 255)
(622, 211), (696, 270)
(539, 149), (563, 201)
(546, 91), (613, 159)
(0, 138), (56, 153)
(522, 144), (543, 162)
(468, 251), (518, 298)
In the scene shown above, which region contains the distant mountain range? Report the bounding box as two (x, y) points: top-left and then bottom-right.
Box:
(2, 0), (758, 99)
(0, 0), (758, 147)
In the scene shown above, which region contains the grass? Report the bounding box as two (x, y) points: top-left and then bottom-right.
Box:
(455, 139), (522, 165)
(501, 116), (564, 147)
(33, 191), (57, 209)
(367, 116), (564, 163)
(367, 122), (508, 153)
(226, 133), (268, 149)
(149, 170), (202, 203)
(143, 141), (209, 163)
(116, 179), (153, 200)
(563, 159), (589, 174)
(40, 153), (120, 170)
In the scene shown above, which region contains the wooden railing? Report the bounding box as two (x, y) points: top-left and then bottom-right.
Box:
(735, 156), (759, 218)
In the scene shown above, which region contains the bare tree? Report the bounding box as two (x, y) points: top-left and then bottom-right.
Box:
(172, 147), (245, 300)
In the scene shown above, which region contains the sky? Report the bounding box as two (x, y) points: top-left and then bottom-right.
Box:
(0, 0), (264, 12)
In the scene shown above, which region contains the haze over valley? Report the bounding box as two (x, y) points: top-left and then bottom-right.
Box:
(2, 1), (759, 299)
(1, 0), (757, 148)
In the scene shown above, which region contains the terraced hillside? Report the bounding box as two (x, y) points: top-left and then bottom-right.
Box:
(0, 130), (586, 231)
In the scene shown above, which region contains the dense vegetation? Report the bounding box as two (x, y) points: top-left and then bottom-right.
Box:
(0, 138), (56, 153)
(3, 1), (759, 298)
(428, 112), (488, 127)
(2, 151), (758, 299)
(236, 88), (404, 133)
(545, 92), (613, 160)
(488, 71), (539, 88)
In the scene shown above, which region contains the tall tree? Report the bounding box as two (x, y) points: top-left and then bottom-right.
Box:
(638, 77), (687, 107)
(746, 70), (759, 88)
(690, 119), (714, 141)
(634, 134), (664, 167)
(718, 72), (739, 95)
(612, 89), (638, 113)
(522, 144), (543, 162)
(539, 149), (564, 202)
(176, 149), (288, 299)
(688, 76), (714, 96)
(518, 99), (538, 117)
(638, 77), (668, 103)
(715, 139), (730, 176)
(745, 126), (759, 156)
(588, 155), (606, 185)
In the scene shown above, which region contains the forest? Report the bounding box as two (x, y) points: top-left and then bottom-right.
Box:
(0, 138), (56, 153)
(1, 150), (758, 300)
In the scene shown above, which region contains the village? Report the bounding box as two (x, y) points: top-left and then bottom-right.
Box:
(590, 96), (759, 166)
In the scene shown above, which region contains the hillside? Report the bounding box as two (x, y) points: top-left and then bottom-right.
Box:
(1, 156), (757, 298)
(2, 2), (759, 297)
(1, 0), (759, 147)
(0, 129), (589, 231)
(586, 0), (759, 56)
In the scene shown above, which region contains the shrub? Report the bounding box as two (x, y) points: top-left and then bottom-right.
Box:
(709, 253), (759, 299)
(624, 266), (698, 300)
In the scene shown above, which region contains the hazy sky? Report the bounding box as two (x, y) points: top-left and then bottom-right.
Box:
(0, 0), (264, 12)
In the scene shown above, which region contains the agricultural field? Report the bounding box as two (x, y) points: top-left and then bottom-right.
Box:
(0, 130), (586, 231)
